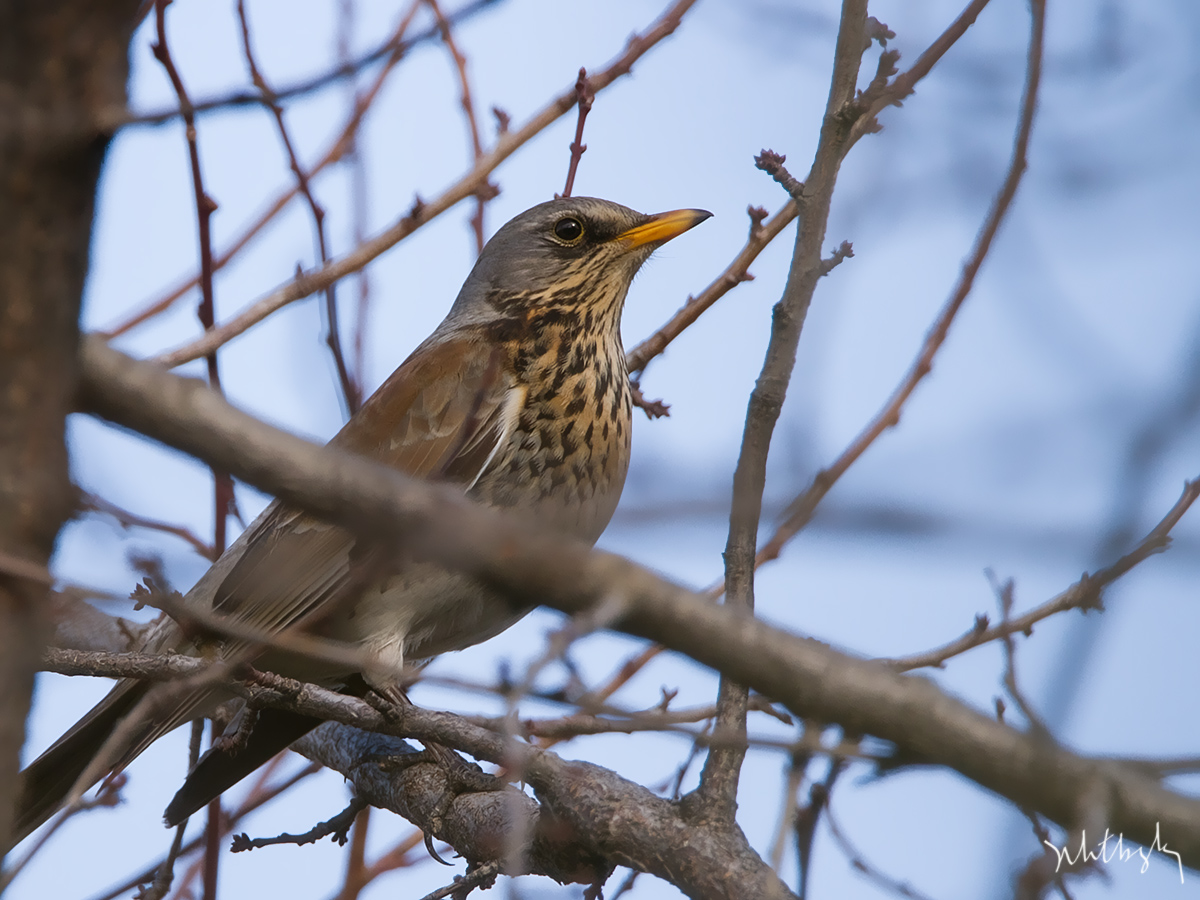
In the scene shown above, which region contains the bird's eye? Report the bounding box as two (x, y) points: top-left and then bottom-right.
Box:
(553, 216), (584, 243)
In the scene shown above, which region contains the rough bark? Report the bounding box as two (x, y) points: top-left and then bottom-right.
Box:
(0, 0), (138, 851)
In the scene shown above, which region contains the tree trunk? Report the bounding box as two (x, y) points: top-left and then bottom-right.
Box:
(0, 0), (139, 851)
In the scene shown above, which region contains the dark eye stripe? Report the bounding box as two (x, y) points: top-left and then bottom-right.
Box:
(553, 217), (584, 242)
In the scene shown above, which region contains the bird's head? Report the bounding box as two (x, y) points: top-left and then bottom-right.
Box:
(447, 197), (710, 333)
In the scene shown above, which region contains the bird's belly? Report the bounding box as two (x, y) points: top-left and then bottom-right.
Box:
(472, 387), (632, 543)
(330, 563), (528, 665)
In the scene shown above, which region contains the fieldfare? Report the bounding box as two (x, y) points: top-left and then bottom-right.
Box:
(16, 196), (710, 840)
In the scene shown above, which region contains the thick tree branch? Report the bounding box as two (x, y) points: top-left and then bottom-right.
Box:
(42, 649), (791, 898)
(292, 725), (610, 887)
(75, 337), (1200, 871)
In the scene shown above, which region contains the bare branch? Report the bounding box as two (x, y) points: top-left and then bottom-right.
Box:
(425, 0), (491, 254)
(237, 0), (361, 413)
(103, 1), (423, 340)
(626, 200), (797, 376)
(117, 0), (504, 128)
(889, 478), (1200, 672)
(561, 68), (595, 199)
(150, 0), (234, 554)
(230, 797), (365, 852)
(78, 763), (322, 900)
(153, 0), (700, 369)
(825, 804), (938, 900)
(81, 492), (215, 560)
(754, 150), (804, 201)
(75, 335), (1200, 872)
(691, 0), (870, 821)
(753, 0), (1045, 572)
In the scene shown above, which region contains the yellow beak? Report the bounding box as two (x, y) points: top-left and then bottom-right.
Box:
(614, 208), (712, 250)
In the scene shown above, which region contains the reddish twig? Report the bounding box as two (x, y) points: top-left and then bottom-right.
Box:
(868, 0), (993, 113)
(104, 1), (424, 340)
(236, 0), (361, 414)
(85, 762), (319, 900)
(989, 570), (1053, 738)
(338, 1), (375, 400)
(0, 775), (126, 892)
(889, 477), (1199, 672)
(751, 0), (1044, 572)
(118, 0), (503, 128)
(334, 805), (372, 900)
(150, 0), (233, 555)
(355, 829), (425, 883)
(154, 0), (701, 370)
(561, 68), (594, 198)
(425, 0), (492, 254)
(81, 492), (216, 560)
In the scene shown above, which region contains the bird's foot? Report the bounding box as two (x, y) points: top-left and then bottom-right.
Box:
(379, 741), (504, 865)
(363, 690), (406, 724)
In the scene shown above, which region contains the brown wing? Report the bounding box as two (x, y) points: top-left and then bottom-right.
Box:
(17, 337), (522, 837)
(210, 336), (520, 654)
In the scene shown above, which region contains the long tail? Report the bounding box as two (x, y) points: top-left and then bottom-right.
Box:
(13, 680), (149, 846)
(163, 707), (322, 827)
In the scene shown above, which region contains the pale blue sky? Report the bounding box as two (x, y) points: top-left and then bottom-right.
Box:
(18, 1), (1200, 898)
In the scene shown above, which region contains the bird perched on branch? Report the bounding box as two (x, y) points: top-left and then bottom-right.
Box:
(16, 197), (710, 842)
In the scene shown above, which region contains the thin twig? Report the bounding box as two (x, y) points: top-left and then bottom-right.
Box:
(150, 0), (233, 555)
(334, 805), (372, 900)
(415, 861), (500, 900)
(236, 0), (361, 413)
(561, 68), (594, 198)
(133, 722), (202, 900)
(153, 0), (700, 369)
(795, 758), (845, 900)
(626, 200), (796, 376)
(347, 827), (425, 893)
(231, 797), (367, 852)
(87, 762), (320, 900)
(889, 477), (1199, 671)
(337, 0), (375, 415)
(118, 0), (504, 128)
(104, 0), (424, 339)
(989, 571), (1053, 739)
(768, 755), (805, 873)
(81, 492), (215, 560)
(0, 775), (126, 891)
(824, 805), (938, 900)
(425, 0), (491, 254)
(135, 811), (188, 900)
